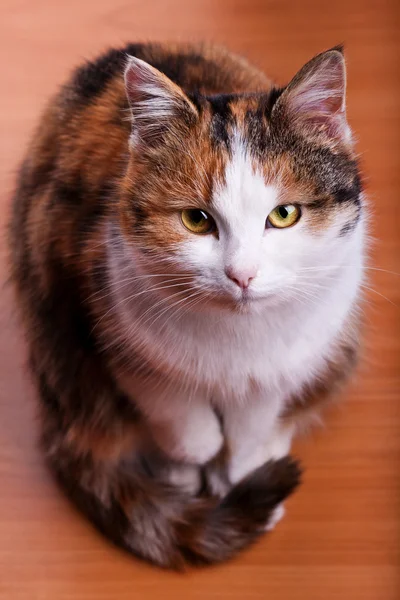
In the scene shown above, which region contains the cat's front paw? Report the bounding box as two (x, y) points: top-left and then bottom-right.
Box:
(151, 410), (223, 466)
(204, 457), (231, 499)
(175, 417), (224, 465)
(162, 463), (202, 495)
(228, 427), (293, 485)
(228, 444), (269, 485)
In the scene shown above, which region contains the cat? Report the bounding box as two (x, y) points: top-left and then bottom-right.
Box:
(8, 42), (364, 568)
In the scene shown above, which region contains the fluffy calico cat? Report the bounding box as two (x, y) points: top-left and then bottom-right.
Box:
(9, 43), (364, 568)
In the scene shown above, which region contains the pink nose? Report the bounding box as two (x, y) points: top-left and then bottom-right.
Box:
(225, 266), (257, 290)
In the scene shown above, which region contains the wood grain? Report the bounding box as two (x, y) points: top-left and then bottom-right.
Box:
(0, 0), (399, 598)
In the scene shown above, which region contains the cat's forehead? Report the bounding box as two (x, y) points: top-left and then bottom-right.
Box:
(197, 94), (361, 211)
(210, 132), (283, 221)
(130, 91), (361, 233)
(186, 94), (297, 207)
(194, 100), (362, 233)
(202, 93), (275, 156)
(199, 96), (310, 212)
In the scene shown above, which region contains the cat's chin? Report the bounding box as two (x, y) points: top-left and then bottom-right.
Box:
(233, 295), (279, 313)
(204, 291), (284, 314)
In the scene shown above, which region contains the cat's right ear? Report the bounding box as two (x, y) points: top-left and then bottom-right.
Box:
(124, 56), (198, 147)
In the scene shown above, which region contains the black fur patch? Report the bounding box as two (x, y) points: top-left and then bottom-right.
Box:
(75, 185), (111, 250)
(210, 114), (230, 148)
(308, 199), (327, 210)
(69, 44), (230, 109)
(208, 94), (236, 148)
(187, 92), (205, 113)
(71, 50), (124, 105)
(39, 248), (96, 355)
(70, 46), (141, 107)
(53, 177), (85, 205)
(37, 371), (61, 415)
(208, 93), (235, 120)
(333, 174), (362, 205)
(263, 87), (285, 119)
(339, 208), (361, 236)
(148, 51), (206, 89)
(240, 90), (282, 157)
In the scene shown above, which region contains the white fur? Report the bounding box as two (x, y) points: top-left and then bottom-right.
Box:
(108, 134), (365, 488)
(265, 504), (286, 532)
(161, 463), (201, 495)
(130, 381), (223, 465)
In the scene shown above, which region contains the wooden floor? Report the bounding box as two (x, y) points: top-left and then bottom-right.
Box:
(0, 1), (399, 598)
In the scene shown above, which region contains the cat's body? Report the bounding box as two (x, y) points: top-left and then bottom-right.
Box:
(9, 43), (364, 567)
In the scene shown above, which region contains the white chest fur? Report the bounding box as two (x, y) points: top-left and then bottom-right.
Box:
(109, 246), (362, 409)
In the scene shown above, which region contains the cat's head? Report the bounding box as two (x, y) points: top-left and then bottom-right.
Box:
(120, 47), (364, 313)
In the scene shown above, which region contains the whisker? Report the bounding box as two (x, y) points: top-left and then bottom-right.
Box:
(299, 265), (400, 277)
(145, 289), (206, 331)
(91, 281), (195, 332)
(124, 284), (205, 339)
(359, 284), (397, 307)
(88, 274), (193, 302)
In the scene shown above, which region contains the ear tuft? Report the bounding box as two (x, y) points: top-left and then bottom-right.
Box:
(329, 43), (344, 55)
(273, 48), (351, 144)
(124, 56), (198, 146)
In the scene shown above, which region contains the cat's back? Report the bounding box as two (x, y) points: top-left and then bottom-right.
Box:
(43, 42), (270, 135)
(68, 42), (270, 107)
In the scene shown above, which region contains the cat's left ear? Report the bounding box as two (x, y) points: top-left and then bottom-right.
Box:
(124, 56), (198, 147)
(272, 47), (352, 145)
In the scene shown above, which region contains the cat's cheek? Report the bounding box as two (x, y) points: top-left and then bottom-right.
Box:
(174, 236), (220, 276)
(146, 218), (187, 251)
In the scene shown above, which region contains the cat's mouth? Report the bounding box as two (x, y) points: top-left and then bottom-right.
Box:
(166, 283), (280, 313)
(229, 287), (291, 312)
(235, 291), (266, 308)
(212, 288), (269, 312)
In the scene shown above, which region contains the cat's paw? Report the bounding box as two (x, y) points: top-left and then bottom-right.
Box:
(228, 445), (269, 485)
(204, 460), (231, 499)
(228, 428), (293, 485)
(163, 463), (202, 495)
(152, 411), (223, 466)
(177, 418), (224, 465)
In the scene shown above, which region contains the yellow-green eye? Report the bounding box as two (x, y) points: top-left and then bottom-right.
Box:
(181, 209), (216, 235)
(267, 205), (301, 229)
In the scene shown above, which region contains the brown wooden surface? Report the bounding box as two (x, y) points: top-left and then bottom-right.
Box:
(0, 1), (399, 598)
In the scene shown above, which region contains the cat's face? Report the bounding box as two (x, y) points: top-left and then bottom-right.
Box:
(121, 48), (364, 313)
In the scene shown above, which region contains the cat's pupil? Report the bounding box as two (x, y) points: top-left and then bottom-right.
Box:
(278, 206), (289, 219)
(191, 210), (206, 223)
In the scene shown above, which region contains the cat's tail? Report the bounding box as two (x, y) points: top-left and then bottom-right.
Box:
(170, 456), (301, 568)
(55, 454), (301, 568)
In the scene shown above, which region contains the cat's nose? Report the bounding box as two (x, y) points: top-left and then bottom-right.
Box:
(225, 265), (257, 290)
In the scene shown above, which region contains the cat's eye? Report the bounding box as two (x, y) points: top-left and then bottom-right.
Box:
(181, 209), (216, 235)
(266, 204), (301, 229)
